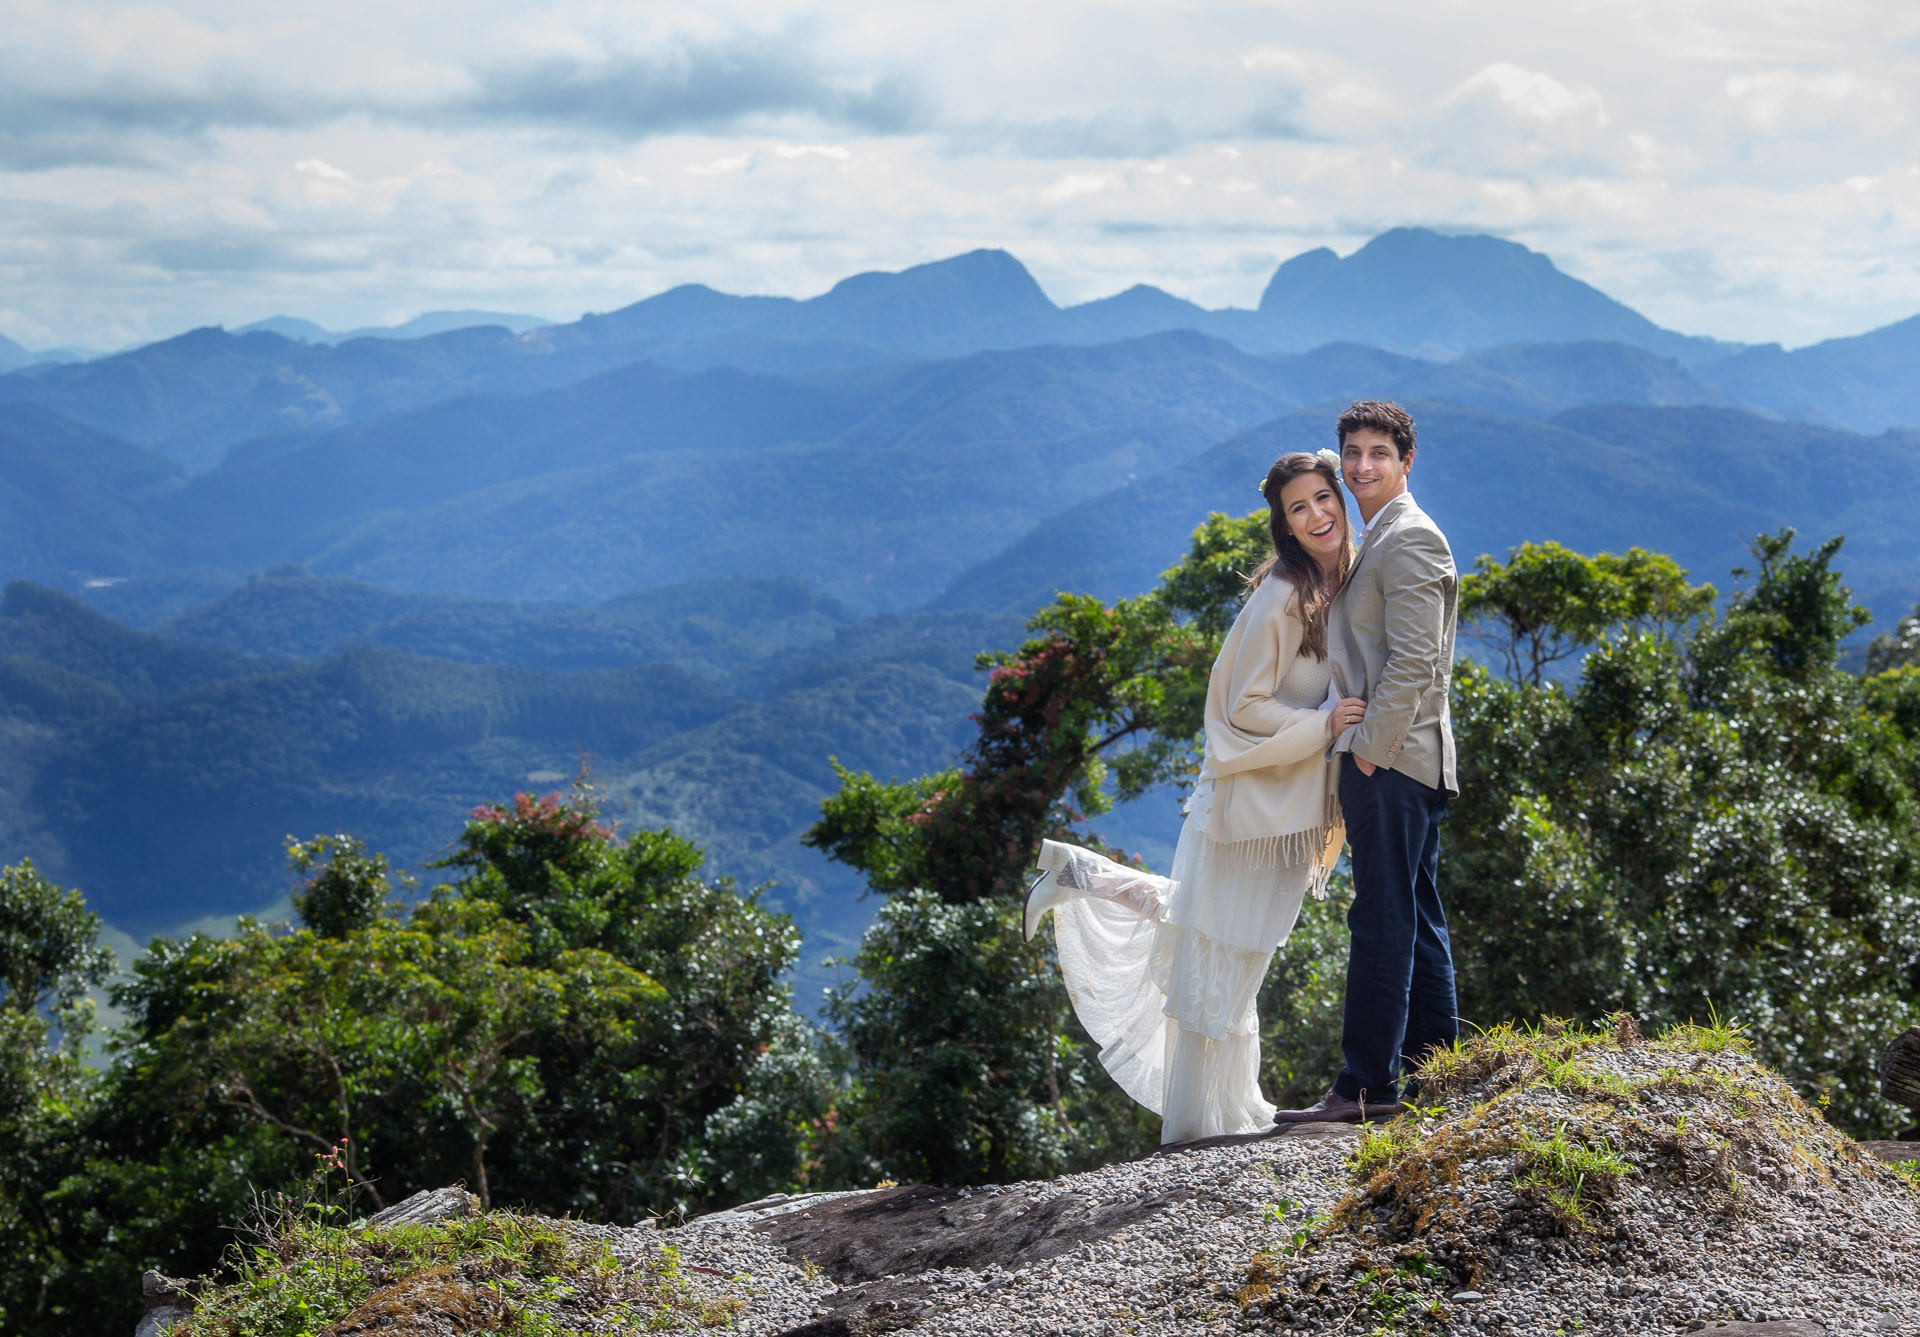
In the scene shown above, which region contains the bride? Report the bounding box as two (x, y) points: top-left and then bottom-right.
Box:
(1024, 448), (1363, 1144)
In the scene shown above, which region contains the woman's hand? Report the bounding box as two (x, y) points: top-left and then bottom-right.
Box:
(1327, 697), (1367, 739)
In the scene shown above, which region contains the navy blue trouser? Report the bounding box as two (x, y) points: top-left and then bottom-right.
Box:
(1331, 753), (1457, 1106)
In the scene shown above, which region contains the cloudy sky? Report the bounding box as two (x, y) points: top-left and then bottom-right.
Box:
(3, 0), (1917, 352)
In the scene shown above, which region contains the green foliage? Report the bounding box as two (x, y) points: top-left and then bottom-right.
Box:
(0, 785), (812, 1335)
(0, 861), (113, 1337)
(802, 762), (962, 902)
(0, 857), (113, 1017)
(824, 891), (1151, 1185)
(1867, 602), (1920, 676)
(699, 1011), (842, 1204)
(1445, 528), (1920, 1132)
(1512, 1123), (1634, 1232)
(1256, 874), (1352, 1111)
(1458, 541), (1715, 686)
(1694, 530), (1871, 687)
(1864, 666), (1920, 755)
(288, 835), (396, 939)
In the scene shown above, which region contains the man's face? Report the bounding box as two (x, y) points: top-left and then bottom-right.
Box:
(1340, 426), (1411, 516)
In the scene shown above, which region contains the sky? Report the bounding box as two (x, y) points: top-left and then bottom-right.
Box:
(2, 0), (1917, 353)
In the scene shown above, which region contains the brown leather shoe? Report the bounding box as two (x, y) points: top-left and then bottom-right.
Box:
(1272, 1090), (1407, 1125)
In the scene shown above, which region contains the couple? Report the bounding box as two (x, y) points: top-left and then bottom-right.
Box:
(1025, 400), (1458, 1143)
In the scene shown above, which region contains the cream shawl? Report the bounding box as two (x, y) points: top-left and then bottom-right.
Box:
(1195, 574), (1344, 897)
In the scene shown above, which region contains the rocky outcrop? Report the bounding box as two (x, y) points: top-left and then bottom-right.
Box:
(366, 1186), (479, 1229)
(661, 1036), (1920, 1335)
(1881, 1026), (1920, 1139)
(128, 1036), (1920, 1336)
(133, 1271), (193, 1337)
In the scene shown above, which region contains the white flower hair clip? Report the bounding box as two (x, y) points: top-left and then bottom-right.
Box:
(1316, 447), (1343, 476)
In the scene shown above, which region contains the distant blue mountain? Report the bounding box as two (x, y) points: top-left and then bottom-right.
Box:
(933, 403), (1920, 631)
(0, 323), (650, 473)
(570, 249), (1058, 361)
(233, 315), (335, 343)
(571, 235), (1748, 365)
(1, 239), (1916, 985)
(0, 331), (33, 371)
(0, 323), (1769, 611)
(0, 403), (180, 586)
(236, 309), (552, 344)
(148, 332), (1307, 609)
(1696, 313), (1920, 434)
(1256, 229), (1741, 364)
(8, 234), (1917, 477)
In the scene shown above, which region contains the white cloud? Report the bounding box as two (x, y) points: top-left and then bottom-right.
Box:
(685, 153), (752, 175)
(1448, 62), (1607, 125)
(774, 143), (851, 160)
(296, 159), (353, 182)
(1, 0), (1919, 348)
(1040, 171), (1118, 202)
(1726, 69), (1867, 130)
(1241, 45), (1306, 74)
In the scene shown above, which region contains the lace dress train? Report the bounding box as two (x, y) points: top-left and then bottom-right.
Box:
(1033, 800), (1315, 1144)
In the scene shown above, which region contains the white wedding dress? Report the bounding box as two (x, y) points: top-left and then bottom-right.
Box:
(1030, 646), (1332, 1144)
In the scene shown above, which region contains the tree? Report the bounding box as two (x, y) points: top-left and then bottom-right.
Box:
(1866, 601), (1920, 676)
(1458, 541), (1715, 686)
(1694, 530), (1870, 688)
(11, 789), (810, 1336)
(1445, 530), (1920, 1131)
(0, 861), (113, 1337)
(287, 834), (395, 938)
(0, 858), (114, 1022)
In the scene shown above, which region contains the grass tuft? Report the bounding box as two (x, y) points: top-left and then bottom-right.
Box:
(175, 1213), (739, 1336)
(1656, 1002), (1752, 1055)
(1890, 1160), (1920, 1195)
(1513, 1123), (1635, 1232)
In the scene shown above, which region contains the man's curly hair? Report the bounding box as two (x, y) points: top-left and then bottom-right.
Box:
(1336, 400), (1417, 459)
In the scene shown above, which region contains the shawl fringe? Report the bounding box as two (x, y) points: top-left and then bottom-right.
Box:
(1204, 791), (1345, 901)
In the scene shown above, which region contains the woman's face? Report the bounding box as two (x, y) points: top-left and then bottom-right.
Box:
(1278, 469), (1347, 565)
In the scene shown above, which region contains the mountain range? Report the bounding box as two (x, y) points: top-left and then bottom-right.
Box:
(2, 225), (1916, 996)
(235, 310), (553, 345)
(5, 228), (1916, 478)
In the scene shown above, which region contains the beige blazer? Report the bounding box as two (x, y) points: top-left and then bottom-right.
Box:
(1326, 492), (1459, 796)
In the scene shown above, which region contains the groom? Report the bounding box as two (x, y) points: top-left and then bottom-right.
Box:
(1275, 401), (1460, 1124)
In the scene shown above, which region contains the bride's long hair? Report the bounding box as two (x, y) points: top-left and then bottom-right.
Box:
(1247, 452), (1351, 660)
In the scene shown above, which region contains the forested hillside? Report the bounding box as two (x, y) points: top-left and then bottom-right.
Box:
(0, 579), (1023, 997)
(937, 403), (1920, 627)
